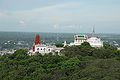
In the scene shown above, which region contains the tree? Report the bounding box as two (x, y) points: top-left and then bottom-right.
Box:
(115, 50), (120, 60)
(103, 42), (117, 51)
(81, 42), (91, 47)
(93, 48), (115, 59)
(55, 43), (64, 47)
(0, 47), (120, 80)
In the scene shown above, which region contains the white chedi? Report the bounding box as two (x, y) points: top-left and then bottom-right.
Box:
(87, 27), (103, 48)
(68, 28), (103, 48)
(87, 37), (103, 47)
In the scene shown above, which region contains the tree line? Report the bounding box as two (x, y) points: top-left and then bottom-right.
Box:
(0, 42), (120, 80)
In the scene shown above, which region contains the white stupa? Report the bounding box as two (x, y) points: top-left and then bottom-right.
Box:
(87, 28), (103, 48)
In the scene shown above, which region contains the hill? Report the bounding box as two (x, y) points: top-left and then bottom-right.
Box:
(0, 43), (120, 80)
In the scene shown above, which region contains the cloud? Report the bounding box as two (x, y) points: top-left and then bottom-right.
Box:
(0, 12), (4, 17)
(53, 24), (60, 29)
(53, 24), (83, 30)
(19, 20), (27, 27)
(2, 2), (74, 24)
(0, 1), (120, 33)
(12, 2), (72, 15)
(33, 3), (69, 12)
(64, 24), (82, 29)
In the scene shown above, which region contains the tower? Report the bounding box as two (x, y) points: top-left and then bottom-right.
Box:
(35, 34), (41, 45)
(92, 27), (96, 37)
(64, 41), (67, 47)
(33, 34), (41, 52)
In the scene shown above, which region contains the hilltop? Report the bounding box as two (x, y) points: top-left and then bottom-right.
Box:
(0, 42), (120, 80)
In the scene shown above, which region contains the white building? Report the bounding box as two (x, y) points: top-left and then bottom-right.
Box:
(87, 28), (103, 47)
(68, 28), (103, 48)
(87, 37), (103, 47)
(69, 35), (88, 46)
(63, 41), (67, 47)
(28, 34), (63, 55)
(33, 44), (54, 54)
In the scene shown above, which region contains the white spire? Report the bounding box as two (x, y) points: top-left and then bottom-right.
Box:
(64, 41), (67, 47)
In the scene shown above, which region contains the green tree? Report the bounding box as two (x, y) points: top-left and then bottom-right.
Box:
(55, 43), (64, 47)
(81, 42), (91, 47)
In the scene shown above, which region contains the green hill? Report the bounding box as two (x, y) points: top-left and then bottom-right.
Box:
(0, 42), (120, 80)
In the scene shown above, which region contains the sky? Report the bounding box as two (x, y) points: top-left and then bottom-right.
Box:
(0, 0), (120, 33)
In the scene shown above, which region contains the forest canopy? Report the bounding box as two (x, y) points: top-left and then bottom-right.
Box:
(0, 42), (120, 80)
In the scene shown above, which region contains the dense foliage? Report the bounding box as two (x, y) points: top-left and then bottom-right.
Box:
(0, 42), (120, 80)
(55, 43), (64, 47)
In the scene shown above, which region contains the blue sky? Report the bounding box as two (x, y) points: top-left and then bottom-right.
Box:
(0, 0), (120, 33)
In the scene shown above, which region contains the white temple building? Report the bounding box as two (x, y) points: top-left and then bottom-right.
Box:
(66, 28), (103, 48)
(87, 37), (103, 47)
(87, 28), (103, 47)
(33, 44), (54, 54)
(28, 34), (63, 55)
(69, 35), (88, 46)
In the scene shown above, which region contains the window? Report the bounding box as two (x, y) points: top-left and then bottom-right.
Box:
(48, 49), (50, 51)
(44, 48), (45, 52)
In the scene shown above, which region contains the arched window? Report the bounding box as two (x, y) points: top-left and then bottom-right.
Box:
(48, 49), (51, 51)
(44, 48), (45, 52)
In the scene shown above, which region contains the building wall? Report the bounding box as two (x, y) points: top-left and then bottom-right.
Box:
(34, 45), (53, 54)
(87, 37), (103, 47)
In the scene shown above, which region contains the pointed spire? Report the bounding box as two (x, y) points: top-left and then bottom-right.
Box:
(92, 26), (96, 37)
(64, 41), (67, 47)
(35, 34), (41, 45)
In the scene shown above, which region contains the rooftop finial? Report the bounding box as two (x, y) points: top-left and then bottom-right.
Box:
(92, 26), (96, 37)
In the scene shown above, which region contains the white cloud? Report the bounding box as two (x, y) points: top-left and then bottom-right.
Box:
(53, 24), (83, 30)
(0, 12), (4, 17)
(19, 20), (27, 27)
(12, 2), (72, 16)
(53, 24), (60, 29)
(1, 2), (75, 24)
(0, 1), (120, 33)
(63, 24), (83, 29)
(33, 3), (70, 12)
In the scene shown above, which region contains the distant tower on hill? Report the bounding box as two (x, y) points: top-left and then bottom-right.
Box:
(35, 34), (41, 45)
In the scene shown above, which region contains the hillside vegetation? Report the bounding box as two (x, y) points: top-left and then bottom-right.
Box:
(0, 42), (120, 80)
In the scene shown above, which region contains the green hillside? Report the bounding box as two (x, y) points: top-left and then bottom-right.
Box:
(0, 42), (120, 80)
